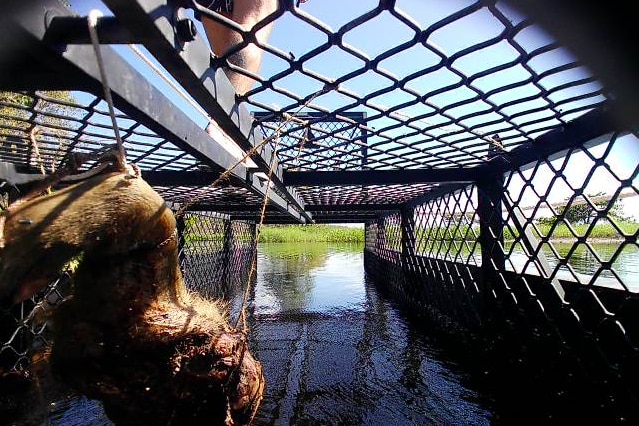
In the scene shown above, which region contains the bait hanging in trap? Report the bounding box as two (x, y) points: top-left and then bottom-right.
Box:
(0, 155), (265, 425)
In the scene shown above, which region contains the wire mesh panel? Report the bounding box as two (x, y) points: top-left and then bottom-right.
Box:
(502, 131), (639, 292)
(246, 0), (607, 173)
(179, 211), (256, 307)
(0, 273), (71, 374)
(413, 185), (481, 265)
(180, 211), (232, 299)
(0, 91), (199, 173)
(254, 112), (367, 171)
(364, 131), (639, 421)
(229, 220), (257, 289)
(371, 212), (402, 264)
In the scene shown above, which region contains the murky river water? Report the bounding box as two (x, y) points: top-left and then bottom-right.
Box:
(7, 241), (636, 424)
(248, 242), (493, 425)
(16, 242), (495, 425)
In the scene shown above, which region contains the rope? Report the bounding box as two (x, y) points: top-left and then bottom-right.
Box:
(174, 87), (327, 219)
(228, 90), (329, 332)
(29, 128), (46, 177)
(87, 10), (127, 170)
(127, 44), (211, 121)
(235, 127), (282, 332)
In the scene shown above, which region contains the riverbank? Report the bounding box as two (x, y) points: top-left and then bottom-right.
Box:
(258, 225), (364, 243)
(505, 220), (639, 240)
(257, 221), (638, 244)
(190, 221), (637, 245)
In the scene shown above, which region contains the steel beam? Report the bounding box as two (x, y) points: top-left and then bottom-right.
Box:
(304, 204), (401, 212)
(169, 202), (401, 212)
(403, 183), (470, 210)
(143, 170), (234, 187)
(0, 0), (306, 222)
(100, 0), (311, 222)
(45, 16), (141, 45)
(312, 217), (375, 223)
(284, 168), (477, 186)
(481, 108), (619, 176)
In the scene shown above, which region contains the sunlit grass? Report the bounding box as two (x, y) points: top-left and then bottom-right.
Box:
(258, 225), (364, 243)
(506, 221), (639, 240)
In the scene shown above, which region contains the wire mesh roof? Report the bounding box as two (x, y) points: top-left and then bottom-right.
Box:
(0, 0), (619, 223)
(246, 0), (607, 167)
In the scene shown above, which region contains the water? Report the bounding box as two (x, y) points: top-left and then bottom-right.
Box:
(5, 242), (493, 425)
(505, 242), (639, 291)
(7, 241), (636, 424)
(249, 242), (493, 425)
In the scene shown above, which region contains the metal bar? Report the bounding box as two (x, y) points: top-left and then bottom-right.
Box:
(176, 214), (187, 265)
(0, 161), (42, 185)
(304, 204), (401, 212)
(480, 108), (619, 177)
(403, 183), (470, 210)
(401, 207), (417, 271)
(2, 0), (306, 222)
(476, 172), (506, 278)
(143, 170), (234, 187)
(100, 0), (311, 222)
(46, 16), (141, 45)
(312, 217), (376, 223)
(284, 168), (478, 186)
(186, 203), (400, 212)
(253, 111), (367, 121)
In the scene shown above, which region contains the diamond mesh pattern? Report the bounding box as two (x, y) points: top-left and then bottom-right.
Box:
(364, 131), (639, 418)
(502, 132), (639, 291)
(243, 0), (607, 176)
(0, 0), (637, 417)
(0, 213), (256, 373)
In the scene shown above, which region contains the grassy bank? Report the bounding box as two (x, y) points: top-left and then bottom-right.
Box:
(504, 221), (639, 241)
(404, 221), (638, 244)
(258, 225), (364, 243)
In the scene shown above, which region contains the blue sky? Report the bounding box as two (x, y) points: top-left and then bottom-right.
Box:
(69, 0), (602, 134)
(65, 0), (638, 216)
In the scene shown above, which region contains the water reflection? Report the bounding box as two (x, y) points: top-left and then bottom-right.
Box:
(505, 242), (639, 291)
(255, 242), (366, 313)
(6, 243), (494, 425)
(251, 242), (492, 425)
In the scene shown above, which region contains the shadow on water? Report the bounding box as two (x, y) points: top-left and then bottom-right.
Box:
(250, 242), (494, 425)
(11, 241), (615, 425)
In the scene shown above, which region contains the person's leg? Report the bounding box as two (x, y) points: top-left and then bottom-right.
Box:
(200, 0), (278, 95)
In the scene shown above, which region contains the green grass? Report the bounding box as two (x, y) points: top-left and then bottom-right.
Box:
(410, 221), (638, 244)
(257, 224), (364, 243)
(504, 221), (639, 241)
(184, 220), (637, 245)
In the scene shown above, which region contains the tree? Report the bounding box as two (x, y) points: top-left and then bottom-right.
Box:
(556, 191), (628, 224)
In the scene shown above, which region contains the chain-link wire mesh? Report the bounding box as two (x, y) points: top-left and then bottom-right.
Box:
(179, 211), (256, 301)
(244, 0), (606, 173)
(254, 112), (368, 171)
(1, 0), (638, 420)
(0, 91), (199, 173)
(0, 273), (71, 373)
(364, 131), (639, 420)
(0, 213), (256, 375)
